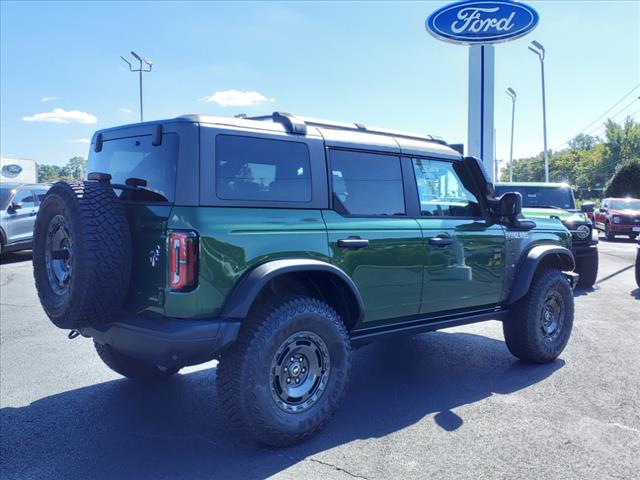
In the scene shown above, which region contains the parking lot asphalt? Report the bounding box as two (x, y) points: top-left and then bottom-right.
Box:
(1, 235), (638, 480)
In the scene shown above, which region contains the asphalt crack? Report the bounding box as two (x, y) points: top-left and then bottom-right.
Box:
(308, 458), (370, 479)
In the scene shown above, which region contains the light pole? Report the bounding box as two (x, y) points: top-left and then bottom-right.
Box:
(120, 51), (152, 122)
(528, 40), (549, 182)
(506, 88), (516, 182)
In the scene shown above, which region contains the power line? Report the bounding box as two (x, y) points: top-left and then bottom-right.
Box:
(552, 83), (640, 150)
(583, 97), (640, 137)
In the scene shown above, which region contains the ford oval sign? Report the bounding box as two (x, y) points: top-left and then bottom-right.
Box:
(1, 164), (23, 178)
(426, 0), (539, 45)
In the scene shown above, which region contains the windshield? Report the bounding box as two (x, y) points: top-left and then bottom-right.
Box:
(0, 186), (15, 209)
(87, 133), (178, 202)
(609, 199), (640, 210)
(495, 185), (575, 210)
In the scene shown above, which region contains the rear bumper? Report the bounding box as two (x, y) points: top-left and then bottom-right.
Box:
(82, 314), (241, 369)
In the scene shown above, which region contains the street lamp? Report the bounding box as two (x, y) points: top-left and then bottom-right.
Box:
(120, 51), (153, 122)
(506, 88), (516, 182)
(528, 40), (549, 182)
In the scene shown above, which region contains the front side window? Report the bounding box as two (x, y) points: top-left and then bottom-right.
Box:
(330, 150), (405, 216)
(216, 135), (312, 202)
(14, 189), (36, 208)
(413, 159), (480, 217)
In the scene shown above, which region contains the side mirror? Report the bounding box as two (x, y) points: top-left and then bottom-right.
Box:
(8, 202), (22, 211)
(581, 201), (595, 213)
(599, 207), (607, 213)
(498, 192), (523, 218)
(497, 192), (535, 230)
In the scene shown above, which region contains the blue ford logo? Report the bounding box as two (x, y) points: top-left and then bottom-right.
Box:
(1, 164), (23, 177)
(426, 0), (539, 44)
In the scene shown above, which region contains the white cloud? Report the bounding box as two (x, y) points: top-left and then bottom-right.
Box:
(199, 90), (275, 107)
(66, 138), (90, 144)
(41, 96), (57, 102)
(22, 108), (97, 124)
(119, 107), (133, 114)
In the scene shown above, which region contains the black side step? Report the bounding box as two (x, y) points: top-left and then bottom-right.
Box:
(350, 309), (508, 346)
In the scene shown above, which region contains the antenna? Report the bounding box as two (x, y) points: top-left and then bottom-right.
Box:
(120, 51), (153, 122)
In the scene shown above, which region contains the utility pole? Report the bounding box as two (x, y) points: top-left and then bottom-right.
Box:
(121, 51), (152, 122)
(506, 88), (517, 182)
(528, 41), (549, 182)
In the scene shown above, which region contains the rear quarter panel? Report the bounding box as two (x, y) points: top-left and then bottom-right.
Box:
(165, 207), (330, 318)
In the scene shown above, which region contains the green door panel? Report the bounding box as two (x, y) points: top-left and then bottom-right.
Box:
(166, 207), (330, 319)
(417, 219), (505, 313)
(322, 210), (423, 326)
(122, 205), (173, 317)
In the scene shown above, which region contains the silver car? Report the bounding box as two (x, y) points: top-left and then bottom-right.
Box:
(0, 183), (50, 255)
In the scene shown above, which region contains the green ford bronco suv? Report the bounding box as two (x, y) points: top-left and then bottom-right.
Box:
(495, 182), (598, 288)
(33, 113), (578, 446)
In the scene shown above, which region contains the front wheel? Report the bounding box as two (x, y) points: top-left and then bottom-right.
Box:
(503, 269), (574, 363)
(604, 222), (615, 241)
(217, 297), (352, 447)
(575, 252), (598, 288)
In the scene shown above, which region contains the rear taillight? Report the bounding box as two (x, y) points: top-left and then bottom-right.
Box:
(169, 230), (198, 291)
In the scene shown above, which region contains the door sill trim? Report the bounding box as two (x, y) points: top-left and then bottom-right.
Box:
(350, 307), (508, 346)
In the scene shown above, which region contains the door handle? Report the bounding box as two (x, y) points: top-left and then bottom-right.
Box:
(337, 238), (369, 249)
(429, 237), (455, 247)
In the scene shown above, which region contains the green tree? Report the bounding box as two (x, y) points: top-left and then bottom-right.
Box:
(36, 156), (87, 183)
(604, 158), (640, 197)
(37, 164), (62, 183)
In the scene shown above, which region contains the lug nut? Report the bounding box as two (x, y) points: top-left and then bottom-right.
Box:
(301, 367), (306, 373)
(286, 377), (291, 384)
(295, 378), (300, 384)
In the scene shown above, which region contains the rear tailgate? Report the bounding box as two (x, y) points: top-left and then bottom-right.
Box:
(87, 128), (179, 316)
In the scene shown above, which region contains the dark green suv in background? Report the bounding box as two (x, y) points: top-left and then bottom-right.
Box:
(495, 182), (599, 288)
(33, 113), (578, 446)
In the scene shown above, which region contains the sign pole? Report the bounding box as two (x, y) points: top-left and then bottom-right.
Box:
(467, 44), (495, 182)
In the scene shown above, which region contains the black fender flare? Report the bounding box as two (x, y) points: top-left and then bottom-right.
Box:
(507, 245), (575, 304)
(220, 259), (365, 322)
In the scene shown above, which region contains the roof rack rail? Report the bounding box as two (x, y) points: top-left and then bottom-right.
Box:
(249, 112), (447, 145)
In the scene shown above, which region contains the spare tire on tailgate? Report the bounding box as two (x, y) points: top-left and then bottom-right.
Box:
(33, 180), (132, 329)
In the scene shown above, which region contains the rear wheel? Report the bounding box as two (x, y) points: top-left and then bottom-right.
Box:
(217, 296), (352, 447)
(575, 252), (598, 288)
(94, 342), (179, 380)
(503, 269), (574, 363)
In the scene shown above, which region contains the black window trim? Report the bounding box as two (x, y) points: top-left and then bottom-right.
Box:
(327, 147), (409, 219)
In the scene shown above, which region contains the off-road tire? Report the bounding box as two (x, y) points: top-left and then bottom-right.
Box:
(33, 181), (131, 329)
(94, 342), (179, 380)
(575, 252), (598, 288)
(217, 296), (352, 447)
(503, 269), (574, 363)
(604, 222), (615, 241)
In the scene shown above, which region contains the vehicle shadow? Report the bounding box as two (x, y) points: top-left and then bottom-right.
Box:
(0, 331), (564, 480)
(631, 288), (640, 300)
(0, 250), (32, 265)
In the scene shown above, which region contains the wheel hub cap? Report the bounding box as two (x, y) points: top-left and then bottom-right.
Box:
(270, 331), (330, 413)
(541, 292), (564, 340)
(45, 215), (73, 296)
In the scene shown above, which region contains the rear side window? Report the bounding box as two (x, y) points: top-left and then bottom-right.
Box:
(215, 135), (312, 202)
(330, 150), (405, 216)
(88, 133), (178, 202)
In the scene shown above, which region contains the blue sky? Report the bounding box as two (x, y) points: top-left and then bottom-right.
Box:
(1, 1), (639, 167)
